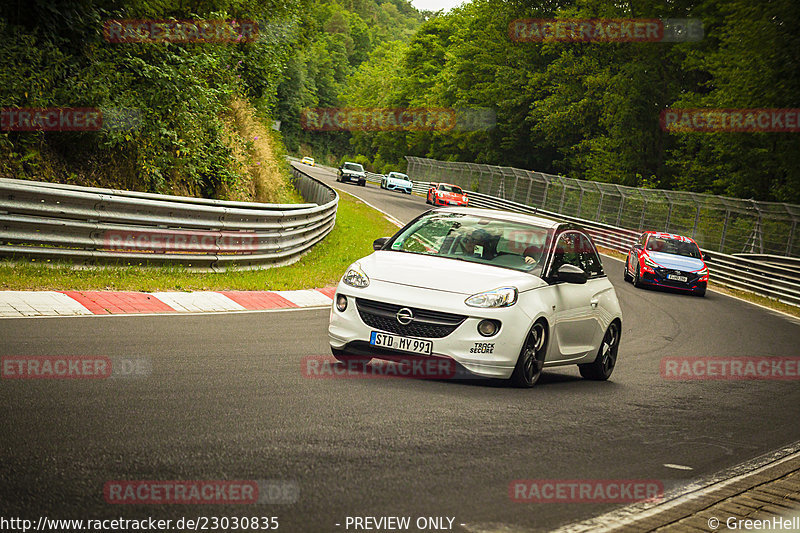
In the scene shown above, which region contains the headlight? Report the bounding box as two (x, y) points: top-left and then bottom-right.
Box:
(465, 287), (518, 308)
(643, 255), (660, 268)
(696, 266), (708, 275)
(342, 264), (369, 288)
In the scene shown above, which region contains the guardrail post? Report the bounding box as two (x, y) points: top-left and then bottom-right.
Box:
(691, 203), (701, 239)
(720, 209), (730, 253)
(541, 179), (549, 209)
(639, 200), (647, 231)
(788, 221), (796, 256)
(512, 175), (519, 202)
(665, 200), (673, 232)
(525, 177), (534, 206)
(595, 192), (604, 222)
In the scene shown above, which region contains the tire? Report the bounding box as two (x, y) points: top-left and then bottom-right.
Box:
(695, 286), (706, 297)
(360, 181), (366, 187)
(510, 321), (547, 388)
(578, 321), (620, 381)
(623, 258), (633, 282)
(633, 263), (643, 288)
(426, 192), (432, 204)
(331, 347), (371, 365)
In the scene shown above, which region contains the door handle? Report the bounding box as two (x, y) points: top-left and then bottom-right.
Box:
(590, 298), (599, 308)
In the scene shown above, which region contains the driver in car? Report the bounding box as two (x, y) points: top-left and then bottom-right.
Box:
(460, 228), (494, 259)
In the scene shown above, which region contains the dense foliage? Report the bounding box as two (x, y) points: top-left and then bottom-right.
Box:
(299, 0), (799, 202)
(1, 0), (798, 203)
(0, 0), (304, 198)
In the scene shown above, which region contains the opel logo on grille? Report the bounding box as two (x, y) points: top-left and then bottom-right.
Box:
(396, 308), (414, 325)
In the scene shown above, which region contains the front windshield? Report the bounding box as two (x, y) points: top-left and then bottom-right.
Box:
(344, 163), (364, 172)
(387, 212), (552, 274)
(646, 236), (701, 258)
(388, 172), (408, 180)
(438, 184), (463, 194)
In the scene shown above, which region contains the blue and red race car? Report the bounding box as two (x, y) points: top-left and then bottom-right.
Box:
(624, 231), (709, 296)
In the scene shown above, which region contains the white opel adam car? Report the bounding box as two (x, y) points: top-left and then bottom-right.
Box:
(328, 208), (623, 387)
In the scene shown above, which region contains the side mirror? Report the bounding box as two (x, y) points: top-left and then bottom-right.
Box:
(555, 264), (588, 284)
(373, 237), (390, 251)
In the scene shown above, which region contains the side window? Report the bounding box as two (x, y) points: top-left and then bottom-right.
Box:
(638, 233), (648, 248)
(550, 233), (582, 273)
(578, 234), (604, 277)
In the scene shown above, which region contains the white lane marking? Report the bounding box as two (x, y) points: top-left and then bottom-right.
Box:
(149, 292), (246, 312)
(664, 463), (694, 470)
(0, 291), (94, 317)
(273, 289), (332, 307)
(549, 441), (800, 533)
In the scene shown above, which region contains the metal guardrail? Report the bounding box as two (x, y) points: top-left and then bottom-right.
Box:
(733, 254), (800, 275)
(407, 156), (800, 258)
(0, 167), (338, 272)
(407, 178), (800, 308)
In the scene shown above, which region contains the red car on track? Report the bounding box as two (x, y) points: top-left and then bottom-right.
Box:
(426, 182), (469, 207)
(624, 231), (709, 296)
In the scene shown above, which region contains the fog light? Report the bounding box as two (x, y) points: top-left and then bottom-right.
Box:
(477, 319), (500, 337)
(336, 294), (347, 312)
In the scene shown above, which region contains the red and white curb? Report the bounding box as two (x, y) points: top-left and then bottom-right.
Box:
(0, 288), (337, 318)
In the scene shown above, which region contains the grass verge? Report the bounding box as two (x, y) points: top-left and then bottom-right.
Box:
(0, 192), (399, 291)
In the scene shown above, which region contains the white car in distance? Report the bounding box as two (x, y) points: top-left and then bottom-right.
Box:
(328, 208), (623, 387)
(380, 172), (413, 194)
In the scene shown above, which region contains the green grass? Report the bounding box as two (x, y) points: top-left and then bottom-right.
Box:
(0, 191), (400, 291)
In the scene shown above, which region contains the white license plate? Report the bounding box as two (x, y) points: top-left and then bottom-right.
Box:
(667, 274), (688, 282)
(370, 332), (432, 355)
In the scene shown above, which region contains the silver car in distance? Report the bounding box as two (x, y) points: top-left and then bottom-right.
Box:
(328, 207), (623, 387)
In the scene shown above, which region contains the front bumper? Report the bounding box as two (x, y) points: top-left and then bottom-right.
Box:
(433, 197), (468, 207)
(640, 267), (707, 292)
(327, 281), (532, 379)
(386, 183), (412, 194)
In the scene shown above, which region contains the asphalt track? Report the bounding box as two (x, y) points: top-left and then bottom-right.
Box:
(1, 164), (799, 532)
